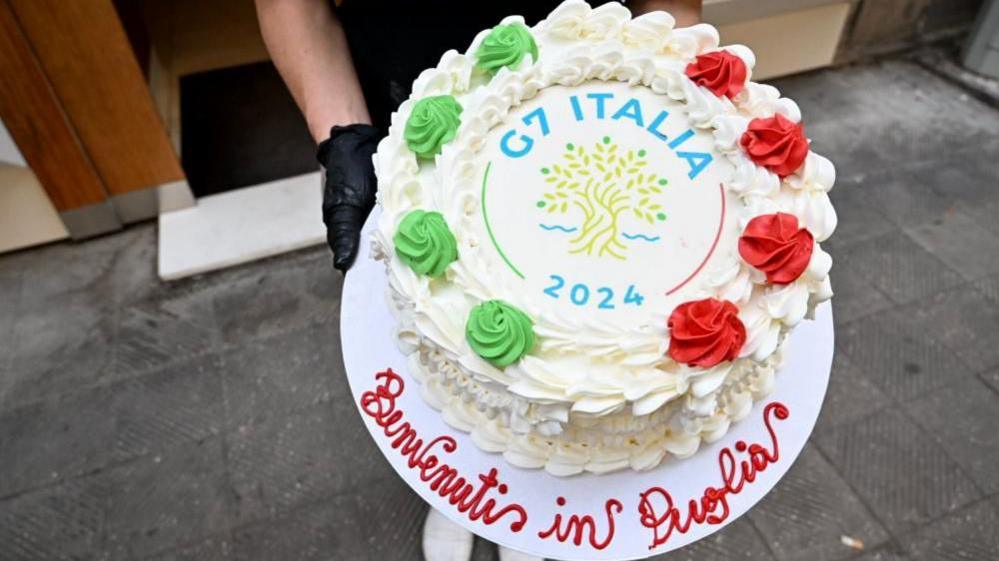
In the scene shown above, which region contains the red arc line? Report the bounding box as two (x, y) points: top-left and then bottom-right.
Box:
(665, 183), (727, 296)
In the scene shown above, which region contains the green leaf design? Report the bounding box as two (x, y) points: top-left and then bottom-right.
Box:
(535, 139), (668, 260)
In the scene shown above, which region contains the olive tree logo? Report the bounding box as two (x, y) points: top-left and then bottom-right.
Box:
(537, 136), (667, 260)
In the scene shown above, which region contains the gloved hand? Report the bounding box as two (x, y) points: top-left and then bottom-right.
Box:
(316, 124), (382, 272)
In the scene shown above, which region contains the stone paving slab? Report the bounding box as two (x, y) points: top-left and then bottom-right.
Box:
(144, 534), (232, 561)
(220, 319), (345, 429)
(225, 401), (346, 526)
(822, 251), (895, 327)
(903, 376), (999, 494)
(974, 273), (999, 307)
(747, 445), (889, 561)
(954, 196), (999, 241)
(0, 472), (107, 561)
(852, 544), (909, 561)
(857, 167), (960, 231)
(775, 61), (999, 180)
(2, 53), (999, 560)
(905, 210), (999, 282)
(836, 305), (972, 402)
(917, 149), (999, 221)
(347, 476), (429, 561)
(895, 498), (999, 561)
(0, 385), (117, 500)
(3, 291), (116, 407)
(857, 498), (999, 561)
(907, 287), (999, 373)
(110, 354), (226, 462)
(814, 407), (981, 533)
(0, 269), (21, 376)
(103, 438), (232, 561)
(814, 354), (889, 438)
(113, 287), (221, 379)
(210, 252), (340, 346)
(980, 367), (999, 394)
(228, 494), (366, 561)
(833, 232), (964, 306)
(651, 516), (775, 561)
(823, 176), (899, 247)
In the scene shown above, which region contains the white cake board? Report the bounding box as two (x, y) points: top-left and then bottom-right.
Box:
(341, 209), (833, 561)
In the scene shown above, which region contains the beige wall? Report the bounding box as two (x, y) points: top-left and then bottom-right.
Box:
(0, 120), (25, 167)
(0, 164), (69, 252)
(0, 119), (68, 252)
(712, 3), (851, 81)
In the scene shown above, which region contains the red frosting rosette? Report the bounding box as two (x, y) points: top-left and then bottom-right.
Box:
(667, 298), (747, 368)
(739, 212), (814, 285)
(685, 50), (748, 99)
(739, 114), (808, 177)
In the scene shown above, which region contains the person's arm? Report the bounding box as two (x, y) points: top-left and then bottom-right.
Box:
(257, 0), (379, 272)
(628, 0), (703, 27)
(255, 0), (370, 142)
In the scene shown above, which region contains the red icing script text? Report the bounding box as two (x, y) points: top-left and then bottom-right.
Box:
(538, 497), (623, 550)
(359, 369), (528, 532)
(638, 402), (789, 550)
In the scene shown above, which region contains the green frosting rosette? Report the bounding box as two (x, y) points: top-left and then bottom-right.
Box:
(393, 210), (458, 277)
(474, 23), (539, 75)
(465, 300), (535, 368)
(404, 95), (462, 159)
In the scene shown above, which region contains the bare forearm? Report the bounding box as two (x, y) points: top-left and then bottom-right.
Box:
(628, 0), (703, 27)
(255, 0), (370, 142)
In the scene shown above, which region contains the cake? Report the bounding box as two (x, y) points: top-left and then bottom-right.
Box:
(372, 0), (836, 476)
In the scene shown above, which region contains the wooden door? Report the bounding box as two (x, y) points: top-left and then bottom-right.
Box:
(0, 1), (115, 238)
(0, 0), (188, 238)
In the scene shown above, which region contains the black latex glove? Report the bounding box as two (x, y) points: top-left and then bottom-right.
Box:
(316, 124), (382, 272)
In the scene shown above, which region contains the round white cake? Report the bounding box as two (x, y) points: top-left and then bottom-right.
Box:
(372, 0), (836, 476)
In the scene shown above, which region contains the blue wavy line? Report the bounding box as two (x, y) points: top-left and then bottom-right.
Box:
(621, 232), (661, 242)
(539, 223), (578, 233)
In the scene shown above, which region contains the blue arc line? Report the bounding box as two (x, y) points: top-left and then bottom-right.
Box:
(621, 232), (661, 242)
(539, 223), (578, 233)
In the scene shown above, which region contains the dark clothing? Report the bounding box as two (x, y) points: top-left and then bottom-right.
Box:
(335, 0), (613, 132)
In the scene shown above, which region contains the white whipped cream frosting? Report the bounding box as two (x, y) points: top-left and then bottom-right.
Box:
(371, 0), (835, 475)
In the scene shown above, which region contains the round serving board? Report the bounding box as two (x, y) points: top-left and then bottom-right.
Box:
(341, 208), (833, 561)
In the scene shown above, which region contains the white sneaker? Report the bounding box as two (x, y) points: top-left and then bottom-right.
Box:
(498, 545), (544, 561)
(422, 508), (474, 561)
